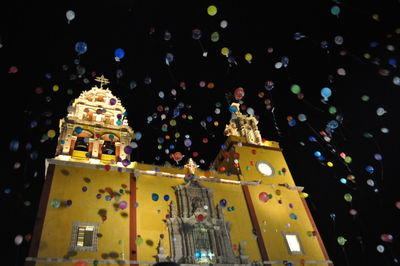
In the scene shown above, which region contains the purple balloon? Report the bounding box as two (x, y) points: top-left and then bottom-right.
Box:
(184, 138), (192, 147)
(124, 146), (133, 154)
(122, 159), (130, 167)
(110, 98), (117, 105)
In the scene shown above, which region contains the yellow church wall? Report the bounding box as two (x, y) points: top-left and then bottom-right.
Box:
(135, 173), (181, 262)
(36, 164), (131, 265)
(236, 145), (328, 265)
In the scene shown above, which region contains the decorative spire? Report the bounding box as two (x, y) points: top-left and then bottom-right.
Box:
(184, 158), (199, 174)
(95, 75), (110, 88)
(224, 102), (263, 145)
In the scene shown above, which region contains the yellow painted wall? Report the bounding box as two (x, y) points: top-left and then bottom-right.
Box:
(236, 144), (329, 266)
(37, 164), (131, 265)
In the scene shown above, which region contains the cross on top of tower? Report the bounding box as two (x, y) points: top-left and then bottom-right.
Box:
(95, 75), (110, 88)
(184, 158), (199, 174)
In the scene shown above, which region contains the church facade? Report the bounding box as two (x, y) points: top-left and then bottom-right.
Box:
(26, 78), (332, 265)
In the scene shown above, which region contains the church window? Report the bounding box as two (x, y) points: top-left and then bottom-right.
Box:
(282, 232), (304, 255)
(102, 141), (115, 155)
(74, 137), (89, 151)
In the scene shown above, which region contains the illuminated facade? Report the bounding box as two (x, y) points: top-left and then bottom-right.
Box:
(26, 79), (332, 265)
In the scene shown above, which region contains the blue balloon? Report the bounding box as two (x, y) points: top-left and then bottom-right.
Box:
(220, 199), (227, 207)
(163, 195), (170, 201)
(206, 116), (212, 122)
(129, 80), (137, 89)
(114, 48), (125, 59)
(327, 120), (339, 129)
(152, 193), (159, 201)
(288, 119), (296, 127)
(165, 53), (174, 63)
(365, 165), (374, 174)
(135, 132), (142, 141)
(321, 87), (332, 100)
(314, 151), (322, 157)
(229, 105), (237, 113)
(75, 42), (88, 54)
(9, 140), (19, 152)
(340, 178), (347, 184)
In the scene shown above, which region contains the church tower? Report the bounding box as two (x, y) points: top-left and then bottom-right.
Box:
(26, 80), (332, 266)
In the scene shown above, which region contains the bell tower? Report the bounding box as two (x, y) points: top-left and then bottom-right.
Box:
(212, 102), (332, 265)
(55, 75), (134, 166)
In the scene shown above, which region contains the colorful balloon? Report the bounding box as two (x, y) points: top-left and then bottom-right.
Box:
(75, 42), (88, 54)
(207, 5), (217, 16)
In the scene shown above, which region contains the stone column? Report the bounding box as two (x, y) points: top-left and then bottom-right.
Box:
(61, 124), (76, 155)
(91, 139), (100, 158)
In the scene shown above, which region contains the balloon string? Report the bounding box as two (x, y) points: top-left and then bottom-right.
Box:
(14, 245), (20, 266)
(197, 40), (205, 54)
(341, 246), (350, 266)
(270, 107), (283, 138)
(166, 65), (178, 87)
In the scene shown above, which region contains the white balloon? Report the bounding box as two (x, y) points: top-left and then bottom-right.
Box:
(66, 10), (75, 22)
(366, 179), (375, 186)
(220, 20), (228, 29)
(298, 113), (307, 122)
(14, 235), (23, 245)
(246, 107), (255, 116)
(377, 245), (385, 253)
(376, 107), (386, 116)
(275, 62), (283, 69)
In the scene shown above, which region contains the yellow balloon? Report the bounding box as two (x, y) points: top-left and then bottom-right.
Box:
(300, 192), (309, 198)
(245, 53), (253, 62)
(221, 47), (229, 56)
(327, 161), (333, 167)
(47, 129), (56, 138)
(53, 85), (59, 92)
(207, 5), (217, 16)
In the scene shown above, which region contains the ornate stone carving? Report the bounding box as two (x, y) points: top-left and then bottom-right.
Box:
(166, 180), (238, 264)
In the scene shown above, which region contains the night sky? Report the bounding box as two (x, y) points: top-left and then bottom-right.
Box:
(2, 1), (400, 265)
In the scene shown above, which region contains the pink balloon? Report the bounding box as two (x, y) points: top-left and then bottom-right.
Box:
(119, 201), (128, 210)
(395, 201), (400, 209)
(380, 234), (394, 243)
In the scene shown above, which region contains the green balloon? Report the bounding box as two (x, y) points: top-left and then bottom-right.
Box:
(337, 236), (347, 246)
(344, 193), (352, 202)
(328, 106), (337, 114)
(211, 32), (220, 42)
(290, 84), (301, 94)
(361, 95), (370, 102)
(51, 198), (61, 208)
(344, 156), (352, 163)
(331, 5), (340, 16)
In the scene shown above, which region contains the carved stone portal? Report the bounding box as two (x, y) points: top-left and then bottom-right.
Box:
(166, 181), (238, 264)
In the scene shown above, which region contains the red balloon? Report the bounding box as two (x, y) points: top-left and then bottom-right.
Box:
(74, 261), (88, 266)
(101, 216), (107, 222)
(234, 87), (245, 100)
(197, 214), (204, 222)
(259, 192), (269, 203)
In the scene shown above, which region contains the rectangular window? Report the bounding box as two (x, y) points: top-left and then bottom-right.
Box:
(282, 232), (305, 255)
(71, 222), (99, 252)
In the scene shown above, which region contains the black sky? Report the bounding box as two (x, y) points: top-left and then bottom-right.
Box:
(2, 1), (400, 265)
